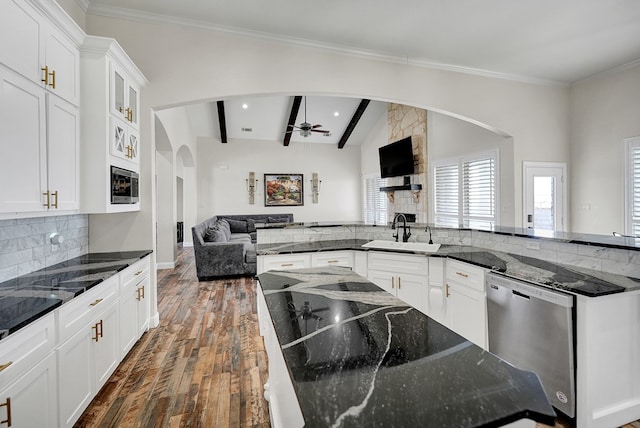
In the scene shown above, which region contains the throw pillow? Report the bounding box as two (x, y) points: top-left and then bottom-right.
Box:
(246, 218), (256, 233)
(225, 218), (249, 233)
(216, 219), (232, 240)
(203, 226), (226, 242)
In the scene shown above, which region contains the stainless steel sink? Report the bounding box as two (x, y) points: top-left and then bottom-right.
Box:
(361, 240), (441, 253)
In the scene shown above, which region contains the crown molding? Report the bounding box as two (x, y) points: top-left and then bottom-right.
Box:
(574, 58), (640, 85)
(74, 0), (90, 13)
(85, 3), (567, 87)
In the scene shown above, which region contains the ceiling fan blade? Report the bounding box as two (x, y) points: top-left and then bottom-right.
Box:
(310, 129), (330, 133)
(311, 124), (323, 129)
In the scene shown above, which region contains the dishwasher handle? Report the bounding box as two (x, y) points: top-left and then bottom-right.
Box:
(512, 290), (530, 299)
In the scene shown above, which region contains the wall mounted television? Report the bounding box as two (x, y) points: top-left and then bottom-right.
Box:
(378, 136), (415, 178)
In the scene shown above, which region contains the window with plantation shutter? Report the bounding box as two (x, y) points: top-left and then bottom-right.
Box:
(433, 151), (498, 228)
(363, 175), (388, 225)
(625, 137), (640, 236)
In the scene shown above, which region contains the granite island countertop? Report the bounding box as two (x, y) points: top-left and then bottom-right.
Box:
(258, 266), (556, 428)
(0, 250), (152, 339)
(256, 239), (640, 297)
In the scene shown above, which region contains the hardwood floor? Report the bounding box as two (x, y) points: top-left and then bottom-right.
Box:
(75, 246), (639, 428)
(74, 246), (270, 427)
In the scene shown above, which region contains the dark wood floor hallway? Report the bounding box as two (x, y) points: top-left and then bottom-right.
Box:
(75, 246), (270, 427)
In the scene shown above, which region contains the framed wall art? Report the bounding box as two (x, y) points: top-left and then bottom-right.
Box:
(264, 174), (304, 206)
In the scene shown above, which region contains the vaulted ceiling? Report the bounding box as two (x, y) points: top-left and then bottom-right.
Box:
(84, 0), (640, 146)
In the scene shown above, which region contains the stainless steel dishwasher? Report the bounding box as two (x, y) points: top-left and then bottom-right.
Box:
(486, 272), (575, 418)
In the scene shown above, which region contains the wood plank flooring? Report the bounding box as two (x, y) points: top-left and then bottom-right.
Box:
(74, 246), (640, 428)
(74, 246), (270, 428)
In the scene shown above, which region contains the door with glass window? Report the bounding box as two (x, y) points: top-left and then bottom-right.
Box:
(523, 162), (567, 232)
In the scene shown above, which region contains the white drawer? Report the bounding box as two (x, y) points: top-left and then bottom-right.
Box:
(367, 251), (428, 275)
(120, 257), (150, 291)
(260, 254), (311, 272)
(56, 276), (119, 343)
(311, 251), (354, 268)
(446, 259), (485, 291)
(0, 312), (56, 387)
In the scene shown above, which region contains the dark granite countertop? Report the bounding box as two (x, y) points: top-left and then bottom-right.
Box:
(256, 240), (640, 297)
(0, 250), (152, 340)
(258, 267), (556, 428)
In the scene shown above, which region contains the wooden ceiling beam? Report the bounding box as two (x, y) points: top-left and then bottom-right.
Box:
(216, 100), (227, 144)
(283, 95), (302, 146)
(337, 99), (370, 149)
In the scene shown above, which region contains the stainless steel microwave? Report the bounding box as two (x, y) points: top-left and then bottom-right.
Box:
(111, 166), (139, 204)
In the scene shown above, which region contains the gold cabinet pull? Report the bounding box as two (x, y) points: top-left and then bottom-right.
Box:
(51, 190), (58, 209)
(43, 191), (50, 208)
(49, 69), (56, 89)
(398, 277), (401, 289)
(0, 362), (12, 373)
(455, 271), (469, 278)
(281, 263), (293, 267)
(41, 66), (49, 85)
(391, 277), (394, 289)
(136, 286), (145, 301)
(327, 260), (339, 264)
(92, 320), (104, 342)
(89, 298), (104, 307)
(446, 283), (450, 298)
(135, 270), (143, 276)
(0, 397), (11, 427)
(125, 107), (133, 122)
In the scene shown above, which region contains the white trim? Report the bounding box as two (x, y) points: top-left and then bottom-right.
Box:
(522, 161), (568, 232)
(182, 241), (194, 247)
(84, 4), (565, 88)
(156, 261), (176, 270)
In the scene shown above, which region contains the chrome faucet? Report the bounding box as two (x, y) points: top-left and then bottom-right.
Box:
(391, 213), (411, 242)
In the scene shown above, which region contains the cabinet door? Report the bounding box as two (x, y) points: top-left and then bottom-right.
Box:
(447, 283), (487, 349)
(0, 0), (43, 84)
(367, 270), (395, 295)
(396, 273), (428, 314)
(0, 67), (47, 213)
(110, 64), (127, 119)
(57, 327), (93, 428)
(110, 116), (128, 160)
(94, 304), (120, 390)
(311, 251), (353, 268)
(47, 95), (79, 210)
(43, 24), (79, 105)
(0, 352), (58, 428)
(119, 283), (138, 358)
(127, 84), (139, 129)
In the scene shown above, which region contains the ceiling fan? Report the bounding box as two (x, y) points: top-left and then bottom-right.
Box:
(286, 96), (330, 137)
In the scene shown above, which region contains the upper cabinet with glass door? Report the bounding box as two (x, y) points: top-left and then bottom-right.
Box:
(110, 62), (139, 130)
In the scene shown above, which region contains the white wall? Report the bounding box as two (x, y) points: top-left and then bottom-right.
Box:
(196, 139), (362, 222)
(428, 111), (516, 226)
(570, 65), (640, 235)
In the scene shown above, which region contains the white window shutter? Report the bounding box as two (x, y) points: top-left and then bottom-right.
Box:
(363, 176), (388, 225)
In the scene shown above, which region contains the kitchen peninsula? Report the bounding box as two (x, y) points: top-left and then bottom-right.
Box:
(255, 221), (640, 428)
(257, 266), (556, 428)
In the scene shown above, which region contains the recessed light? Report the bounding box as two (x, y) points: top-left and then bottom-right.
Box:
(334, 111), (339, 117)
(242, 103), (248, 109)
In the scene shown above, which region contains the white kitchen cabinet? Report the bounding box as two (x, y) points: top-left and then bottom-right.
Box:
(57, 298), (120, 428)
(367, 251), (428, 314)
(0, 0), (81, 106)
(80, 36), (147, 213)
(427, 257), (447, 324)
(257, 253), (311, 274)
(119, 258), (151, 357)
(0, 352), (58, 428)
(47, 94), (79, 210)
(110, 61), (140, 130)
(310, 251), (354, 269)
(445, 259), (487, 349)
(353, 251), (368, 277)
(0, 67), (47, 213)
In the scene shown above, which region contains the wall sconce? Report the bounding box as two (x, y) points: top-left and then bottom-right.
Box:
(311, 173), (322, 204)
(246, 172), (258, 204)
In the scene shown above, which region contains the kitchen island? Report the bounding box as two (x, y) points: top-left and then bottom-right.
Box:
(257, 266), (556, 428)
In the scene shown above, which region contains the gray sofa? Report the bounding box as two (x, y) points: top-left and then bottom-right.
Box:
(191, 214), (294, 280)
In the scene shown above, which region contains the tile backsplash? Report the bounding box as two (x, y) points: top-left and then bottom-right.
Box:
(0, 214), (89, 283)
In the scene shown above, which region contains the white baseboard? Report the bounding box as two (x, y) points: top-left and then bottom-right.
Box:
(156, 261), (176, 270)
(182, 241), (193, 247)
(150, 312), (160, 328)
